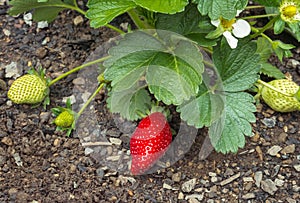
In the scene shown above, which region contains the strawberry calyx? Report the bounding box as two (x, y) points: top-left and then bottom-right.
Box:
(52, 98), (77, 136)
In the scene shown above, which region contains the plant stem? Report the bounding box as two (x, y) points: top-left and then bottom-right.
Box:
(127, 9), (149, 29)
(105, 24), (125, 34)
(48, 55), (111, 87)
(245, 5), (265, 9)
(250, 15), (279, 39)
(257, 79), (294, 97)
(241, 13), (278, 20)
(77, 83), (104, 117)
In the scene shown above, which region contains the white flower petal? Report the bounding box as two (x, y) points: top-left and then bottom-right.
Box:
(211, 19), (220, 27)
(232, 19), (251, 38)
(236, 10), (243, 16)
(223, 31), (238, 49)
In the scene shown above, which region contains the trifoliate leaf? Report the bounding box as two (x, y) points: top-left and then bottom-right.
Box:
(209, 92), (256, 153)
(193, 0), (248, 20)
(107, 85), (151, 121)
(86, 0), (136, 28)
(9, 0), (74, 22)
(104, 30), (204, 107)
(213, 38), (261, 92)
(132, 0), (188, 14)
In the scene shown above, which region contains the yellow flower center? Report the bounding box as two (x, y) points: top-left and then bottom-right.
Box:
(282, 5), (297, 18)
(220, 18), (236, 30)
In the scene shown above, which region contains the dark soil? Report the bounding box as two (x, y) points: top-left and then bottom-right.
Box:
(0, 2), (300, 203)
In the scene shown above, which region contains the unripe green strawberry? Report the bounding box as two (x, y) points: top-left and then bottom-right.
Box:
(54, 111), (75, 128)
(261, 79), (300, 112)
(8, 74), (48, 104)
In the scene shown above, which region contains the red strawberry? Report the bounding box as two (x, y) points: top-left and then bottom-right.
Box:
(130, 112), (172, 175)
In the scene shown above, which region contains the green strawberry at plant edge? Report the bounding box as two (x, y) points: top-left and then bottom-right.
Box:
(8, 74), (49, 104)
(260, 79), (300, 112)
(54, 111), (75, 128)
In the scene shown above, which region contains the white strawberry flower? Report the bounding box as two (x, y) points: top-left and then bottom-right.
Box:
(211, 12), (251, 49)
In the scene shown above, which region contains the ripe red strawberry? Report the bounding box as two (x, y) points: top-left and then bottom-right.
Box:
(130, 112), (172, 175)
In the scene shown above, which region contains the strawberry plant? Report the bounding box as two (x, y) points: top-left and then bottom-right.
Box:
(7, 0), (300, 174)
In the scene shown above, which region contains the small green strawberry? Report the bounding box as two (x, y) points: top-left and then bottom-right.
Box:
(54, 111), (75, 128)
(8, 74), (49, 104)
(260, 79), (300, 112)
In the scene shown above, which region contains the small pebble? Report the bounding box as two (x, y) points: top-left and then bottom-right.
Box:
(261, 117), (276, 128)
(274, 178), (285, 187)
(181, 178), (197, 193)
(293, 164), (300, 172)
(267, 145), (282, 156)
(172, 172), (182, 182)
(254, 171), (263, 188)
(178, 192), (184, 200)
(261, 179), (278, 195)
(1, 136), (13, 146)
(84, 147), (94, 155)
(286, 197), (297, 203)
(280, 144), (295, 154)
(73, 77), (85, 85)
(242, 193), (255, 199)
(73, 15), (84, 26)
(185, 194), (204, 202)
(35, 47), (48, 59)
(277, 132), (287, 143)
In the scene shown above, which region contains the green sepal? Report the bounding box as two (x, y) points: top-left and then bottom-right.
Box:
(274, 18), (285, 34)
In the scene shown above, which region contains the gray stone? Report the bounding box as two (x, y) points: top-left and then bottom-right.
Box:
(281, 144), (295, 154)
(254, 171), (263, 187)
(172, 172), (182, 182)
(261, 179), (278, 195)
(293, 164), (300, 172)
(262, 117), (276, 128)
(242, 193), (255, 199)
(181, 178), (197, 193)
(267, 145), (282, 156)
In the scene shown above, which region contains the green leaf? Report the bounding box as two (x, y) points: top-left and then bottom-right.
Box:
(213, 38), (261, 92)
(209, 92), (256, 153)
(156, 4), (215, 35)
(132, 0), (188, 14)
(155, 4), (217, 46)
(86, 0), (136, 28)
(203, 39), (260, 153)
(254, 0), (280, 7)
(256, 37), (285, 79)
(260, 63), (285, 79)
(177, 83), (225, 128)
(104, 30), (204, 109)
(193, 0), (248, 20)
(256, 37), (273, 62)
(9, 0), (74, 22)
(107, 85), (151, 121)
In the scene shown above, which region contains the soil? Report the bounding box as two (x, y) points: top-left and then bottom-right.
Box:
(0, 2), (300, 203)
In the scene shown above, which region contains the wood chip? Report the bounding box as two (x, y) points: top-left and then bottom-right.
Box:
(220, 172), (241, 186)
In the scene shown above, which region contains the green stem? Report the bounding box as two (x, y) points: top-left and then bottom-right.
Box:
(48, 55), (111, 87)
(127, 9), (149, 29)
(241, 13), (278, 20)
(251, 27), (273, 43)
(250, 15), (279, 39)
(77, 83), (104, 117)
(105, 24), (125, 34)
(245, 5), (265, 9)
(257, 79), (294, 97)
